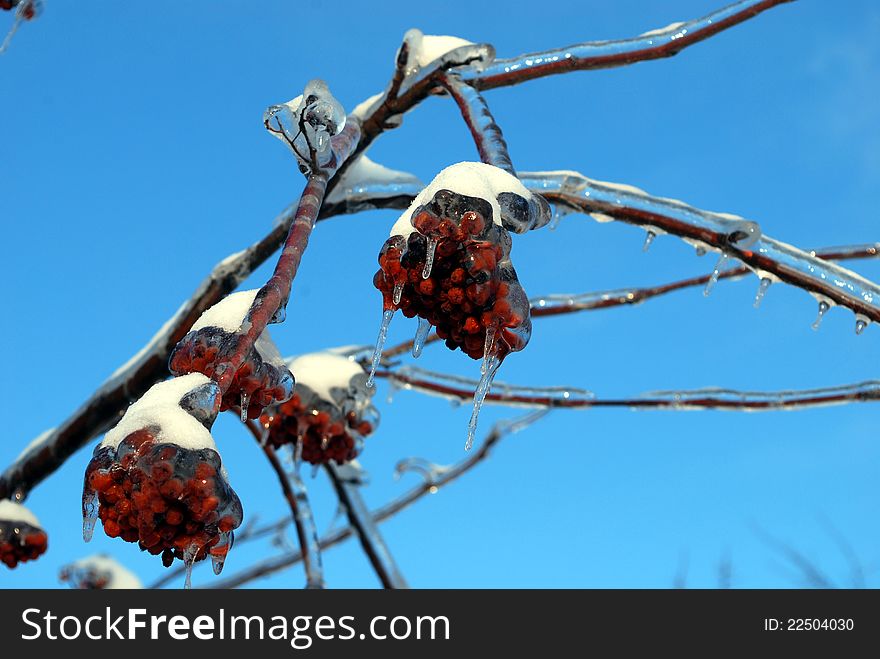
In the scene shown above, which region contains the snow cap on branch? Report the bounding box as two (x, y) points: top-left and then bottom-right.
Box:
(400, 29), (495, 75)
(391, 162), (551, 237)
(60, 554), (143, 589)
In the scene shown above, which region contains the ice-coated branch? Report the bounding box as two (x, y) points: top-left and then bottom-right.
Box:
(531, 243), (880, 317)
(213, 121), (360, 396)
(441, 73), (516, 175)
(378, 367), (880, 412)
(463, 0), (794, 90)
(0, 124), (362, 502)
(203, 412), (545, 589)
(242, 418), (323, 589)
(524, 171), (880, 328)
(324, 462), (408, 589)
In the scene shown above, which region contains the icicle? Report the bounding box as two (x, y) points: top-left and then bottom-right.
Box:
(548, 204), (570, 230)
(422, 238), (438, 279)
(392, 282), (404, 306)
(412, 317), (432, 358)
(695, 246), (707, 257)
(855, 315), (869, 335)
(310, 464), (320, 479)
(240, 392), (251, 422)
(294, 439), (303, 472)
(210, 531), (232, 575)
(467, 329), (502, 451)
(270, 305), (287, 324)
(703, 253), (729, 297)
(811, 301), (830, 331)
(367, 309), (395, 388)
(81, 489), (98, 543)
(753, 277), (772, 309)
(183, 544), (198, 589)
(642, 230), (656, 252)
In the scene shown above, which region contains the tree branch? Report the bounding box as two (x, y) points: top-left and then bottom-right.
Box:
(203, 412), (545, 589)
(241, 417), (324, 589)
(464, 0), (795, 89)
(441, 73), (516, 174)
(324, 462), (408, 589)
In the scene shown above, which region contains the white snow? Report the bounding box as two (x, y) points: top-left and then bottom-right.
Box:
(404, 29), (475, 69)
(101, 373), (218, 451)
(190, 289), (286, 367)
(0, 499), (41, 528)
(15, 427), (55, 462)
(326, 155), (423, 205)
(351, 92), (384, 122)
(66, 555), (143, 589)
(640, 21), (686, 38)
(391, 162), (533, 238)
(287, 352), (366, 404)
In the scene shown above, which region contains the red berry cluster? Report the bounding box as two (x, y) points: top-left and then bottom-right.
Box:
(83, 429), (242, 570)
(374, 190), (532, 360)
(261, 390), (377, 465)
(59, 565), (111, 589)
(0, 518), (47, 569)
(169, 327), (294, 420)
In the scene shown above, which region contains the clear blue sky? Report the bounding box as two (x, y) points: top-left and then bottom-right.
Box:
(2, 0), (878, 589)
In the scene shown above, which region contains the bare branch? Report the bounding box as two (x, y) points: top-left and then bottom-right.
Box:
(324, 462), (408, 589)
(465, 0), (794, 90)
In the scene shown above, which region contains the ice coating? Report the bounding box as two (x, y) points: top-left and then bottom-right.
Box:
(101, 374), (219, 451)
(391, 162), (550, 238)
(325, 155), (424, 207)
(60, 554), (142, 589)
(0, 498), (47, 568)
(374, 179), (535, 448)
(261, 352), (379, 465)
(264, 79), (346, 172)
(170, 289), (295, 419)
(84, 374), (242, 579)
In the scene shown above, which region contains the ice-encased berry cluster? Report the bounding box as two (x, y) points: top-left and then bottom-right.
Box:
(0, 499), (47, 569)
(59, 554), (142, 589)
(374, 162), (549, 361)
(169, 289), (294, 420)
(82, 374), (242, 575)
(260, 352), (379, 465)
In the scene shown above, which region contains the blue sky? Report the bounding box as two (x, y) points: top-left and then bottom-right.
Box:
(2, 0), (878, 589)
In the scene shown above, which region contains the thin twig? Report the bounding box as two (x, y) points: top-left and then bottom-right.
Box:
(204, 412), (545, 588)
(324, 462), (408, 589)
(242, 416), (324, 589)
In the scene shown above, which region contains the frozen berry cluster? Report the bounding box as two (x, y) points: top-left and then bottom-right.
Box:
(83, 374), (242, 574)
(169, 290), (294, 420)
(260, 353), (379, 465)
(0, 500), (47, 569)
(60, 555), (143, 589)
(83, 429), (241, 570)
(374, 188), (532, 361)
(170, 326), (294, 420)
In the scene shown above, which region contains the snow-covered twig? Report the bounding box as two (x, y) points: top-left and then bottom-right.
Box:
(441, 73), (516, 174)
(378, 367), (880, 412)
(243, 418), (324, 589)
(463, 0), (794, 90)
(203, 412), (545, 589)
(324, 462), (408, 589)
(525, 171), (880, 329)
